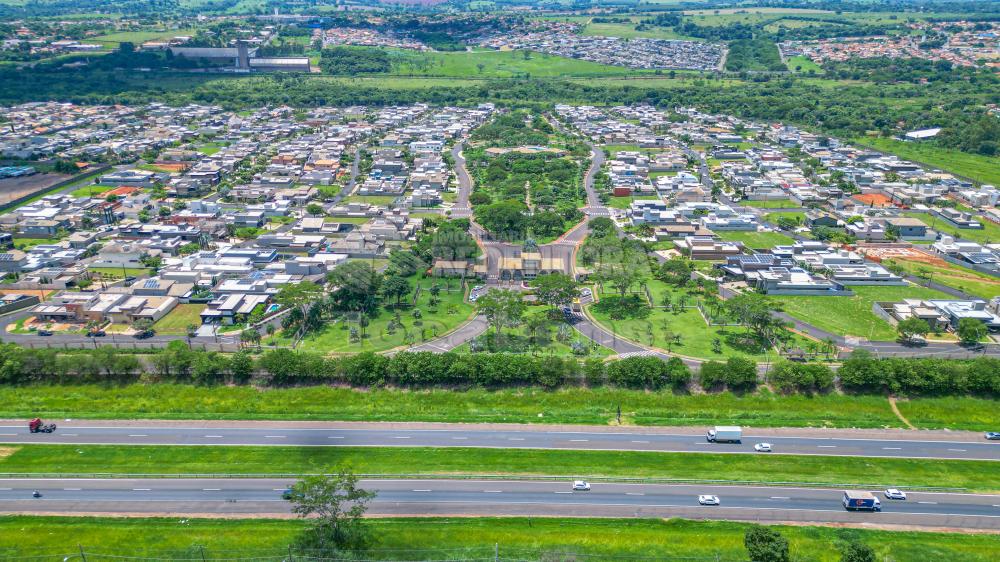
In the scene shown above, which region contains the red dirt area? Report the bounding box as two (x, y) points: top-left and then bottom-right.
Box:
(104, 186), (142, 197)
(859, 245), (947, 266)
(852, 193), (894, 207)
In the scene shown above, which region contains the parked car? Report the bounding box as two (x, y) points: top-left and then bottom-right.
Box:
(88, 330), (106, 337)
(572, 480), (591, 491)
(134, 330), (154, 340)
(698, 495), (720, 506)
(37, 329), (53, 336)
(985, 432), (1000, 440)
(884, 488), (907, 500)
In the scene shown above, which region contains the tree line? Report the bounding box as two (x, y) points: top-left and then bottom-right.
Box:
(2, 342), (998, 397)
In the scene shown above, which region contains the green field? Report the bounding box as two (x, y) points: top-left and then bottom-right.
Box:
(292, 277), (473, 354)
(764, 211), (806, 224)
(772, 284), (951, 341)
(92, 29), (199, 47)
(856, 137), (1000, 187)
(3, 516), (997, 561)
(3, 445), (998, 491)
(884, 257), (1000, 299)
(87, 266), (152, 278)
(715, 230), (795, 248)
(738, 199), (797, 208)
(786, 55), (823, 74)
(342, 194), (399, 206)
(387, 48), (643, 78)
(581, 21), (700, 41)
(11, 237), (62, 250)
(68, 183), (115, 198)
(151, 304), (206, 335)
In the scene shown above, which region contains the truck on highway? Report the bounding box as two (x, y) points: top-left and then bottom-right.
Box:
(706, 426), (742, 443)
(843, 491), (881, 512)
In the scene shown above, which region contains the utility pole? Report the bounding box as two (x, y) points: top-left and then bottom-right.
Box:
(494, 542), (499, 562)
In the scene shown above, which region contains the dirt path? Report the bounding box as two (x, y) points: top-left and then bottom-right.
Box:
(888, 396), (916, 430)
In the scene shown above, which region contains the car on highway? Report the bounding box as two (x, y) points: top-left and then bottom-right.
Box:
(884, 488), (907, 500)
(698, 495), (720, 506)
(753, 443), (773, 452)
(281, 487), (293, 500)
(572, 481), (591, 491)
(986, 432), (1000, 440)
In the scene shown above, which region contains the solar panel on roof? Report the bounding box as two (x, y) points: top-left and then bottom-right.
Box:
(143, 279), (159, 288)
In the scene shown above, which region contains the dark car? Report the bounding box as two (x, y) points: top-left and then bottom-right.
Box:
(133, 330), (154, 340)
(88, 330), (106, 337)
(281, 487), (294, 500)
(37, 329), (53, 336)
(986, 432), (1000, 441)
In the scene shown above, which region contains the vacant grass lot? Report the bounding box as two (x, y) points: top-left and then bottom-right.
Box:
(715, 230), (795, 248)
(293, 277), (472, 354)
(582, 21), (700, 41)
(884, 258), (1000, 299)
(739, 199), (796, 208)
(0, 384), (912, 427)
(772, 284), (951, 341)
(856, 137), (1000, 187)
(903, 211), (1000, 245)
(3, 517), (997, 562)
(151, 304), (206, 335)
(2, 445), (998, 491)
(386, 48), (642, 78)
(786, 54), (824, 73)
(894, 396), (1000, 431)
(92, 29), (199, 47)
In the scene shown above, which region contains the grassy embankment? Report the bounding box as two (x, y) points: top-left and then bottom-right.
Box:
(856, 137), (1000, 187)
(2, 517), (998, 561)
(1, 445), (998, 491)
(3, 384), (998, 430)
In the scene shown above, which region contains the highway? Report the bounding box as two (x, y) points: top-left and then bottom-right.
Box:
(2, 478), (999, 529)
(2, 423), (997, 461)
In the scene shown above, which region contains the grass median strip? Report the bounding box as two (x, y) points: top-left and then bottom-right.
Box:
(1, 445), (997, 492)
(1, 516), (998, 561)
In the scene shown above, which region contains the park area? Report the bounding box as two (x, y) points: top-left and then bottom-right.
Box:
(290, 276), (473, 354)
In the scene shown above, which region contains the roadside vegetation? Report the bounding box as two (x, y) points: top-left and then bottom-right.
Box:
(1, 516), (996, 562)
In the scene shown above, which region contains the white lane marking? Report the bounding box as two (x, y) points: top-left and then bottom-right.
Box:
(412, 489), (432, 492)
(817, 445), (837, 448)
(993, 505), (1000, 508)
(508, 438), (525, 441)
(918, 501), (938, 505)
(483, 490), (503, 493)
(554, 491), (572, 494)
(202, 488), (221, 491)
(272, 488), (287, 491)
(0, 433), (15, 436)
(569, 439), (589, 442)
(626, 492), (644, 496)
(0, 488), (10, 491)
(694, 442), (711, 445)
(452, 437), (468, 440)
(203, 435), (223, 438)
(631, 440), (650, 444)
(328, 436), (344, 439)
(770, 496), (790, 500)
(63, 488), (81, 491)
(882, 447), (901, 450)
(394, 436), (411, 439)
(132, 488), (151, 491)
(61, 433), (78, 436)
(948, 449), (967, 452)
(128, 434), (148, 437)
(265, 435), (286, 439)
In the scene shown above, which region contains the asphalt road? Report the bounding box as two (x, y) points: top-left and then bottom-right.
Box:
(3, 423), (997, 461)
(2, 478), (999, 529)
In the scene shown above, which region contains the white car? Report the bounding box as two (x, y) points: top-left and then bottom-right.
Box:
(572, 480), (591, 491)
(698, 495), (720, 506)
(754, 443), (773, 452)
(884, 488), (907, 500)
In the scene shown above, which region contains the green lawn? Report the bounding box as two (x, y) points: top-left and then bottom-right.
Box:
(92, 28), (199, 47)
(294, 277), (473, 353)
(856, 137), (1000, 187)
(884, 257), (1000, 299)
(87, 267), (152, 278)
(3, 517), (997, 562)
(715, 230), (795, 248)
(764, 211), (806, 224)
(772, 284), (952, 341)
(386, 48), (645, 78)
(2, 445), (998, 491)
(11, 237), (62, 250)
(68, 183), (115, 198)
(903, 211), (1000, 245)
(342, 194), (399, 206)
(607, 194), (660, 209)
(151, 304), (206, 335)
(738, 199), (797, 208)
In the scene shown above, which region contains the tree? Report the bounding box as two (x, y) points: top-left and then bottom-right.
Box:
(381, 274), (412, 308)
(476, 288), (526, 347)
(328, 261), (381, 312)
(531, 273), (578, 309)
(956, 317), (987, 345)
(287, 470), (376, 552)
(896, 317), (929, 342)
(744, 525), (790, 562)
(840, 541), (876, 562)
(306, 203), (325, 216)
